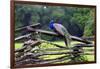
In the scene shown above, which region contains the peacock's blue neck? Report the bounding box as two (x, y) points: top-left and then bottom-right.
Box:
(49, 23), (54, 29)
(49, 20), (54, 29)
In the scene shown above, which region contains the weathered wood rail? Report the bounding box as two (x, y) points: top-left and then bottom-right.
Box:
(15, 23), (40, 32)
(15, 38), (94, 67)
(15, 31), (92, 44)
(15, 24), (94, 67)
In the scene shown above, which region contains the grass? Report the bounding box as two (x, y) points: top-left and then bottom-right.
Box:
(15, 43), (23, 49)
(15, 41), (95, 62)
(15, 41), (81, 49)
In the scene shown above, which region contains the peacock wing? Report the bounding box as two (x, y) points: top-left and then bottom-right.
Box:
(53, 23), (68, 36)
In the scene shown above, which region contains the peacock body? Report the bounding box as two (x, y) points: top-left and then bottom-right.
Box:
(49, 20), (71, 48)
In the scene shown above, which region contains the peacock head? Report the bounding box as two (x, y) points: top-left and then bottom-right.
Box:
(49, 20), (55, 29)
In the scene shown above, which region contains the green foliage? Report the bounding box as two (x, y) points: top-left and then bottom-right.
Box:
(84, 10), (95, 36)
(15, 4), (95, 37)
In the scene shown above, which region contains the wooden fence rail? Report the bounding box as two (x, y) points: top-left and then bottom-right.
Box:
(14, 24), (94, 67)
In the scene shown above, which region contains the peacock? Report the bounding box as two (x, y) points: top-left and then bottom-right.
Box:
(49, 20), (71, 48)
